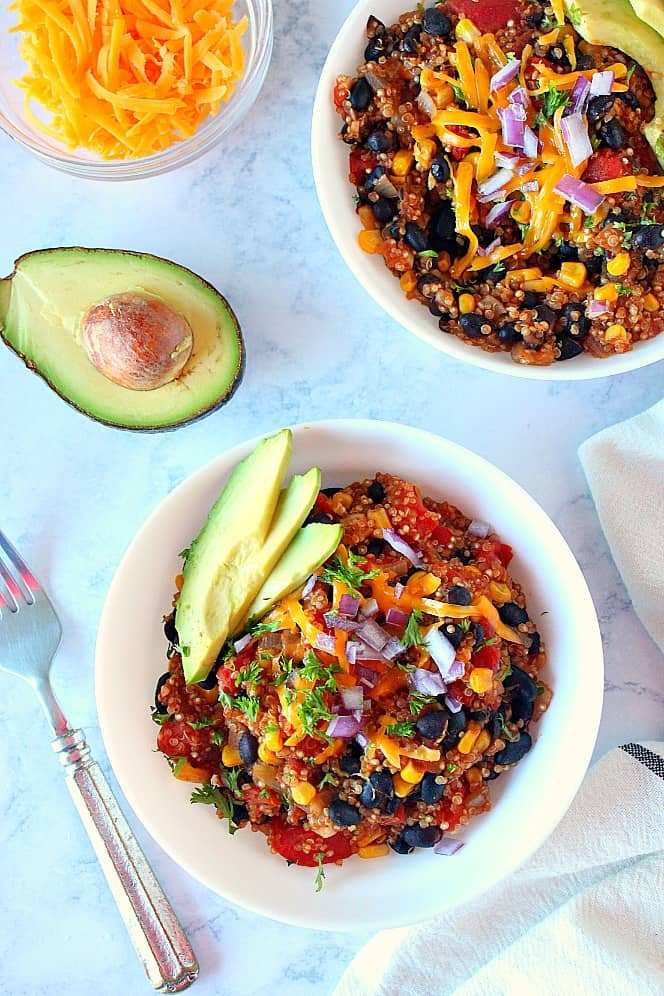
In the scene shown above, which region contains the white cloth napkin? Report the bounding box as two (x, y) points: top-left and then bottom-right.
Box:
(579, 398), (664, 653)
(334, 742), (664, 996)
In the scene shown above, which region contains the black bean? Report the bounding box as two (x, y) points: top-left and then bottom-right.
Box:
(535, 304), (556, 328)
(364, 165), (385, 191)
(483, 264), (506, 284)
(522, 291), (539, 309)
(446, 585), (472, 606)
(490, 706), (507, 739)
(430, 155), (450, 183)
(373, 198), (396, 223)
(367, 479), (386, 503)
(484, 768), (501, 781)
(472, 622), (485, 648)
(366, 130), (394, 153)
(390, 834), (414, 855)
(498, 602), (528, 626)
(470, 709), (489, 723)
(494, 732), (532, 766)
(350, 77), (372, 111)
(420, 771), (445, 805)
(329, 799), (362, 827)
(459, 313), (491, 338)
(398, 566), (420, 585)
(154, 672), (170, 714)
(557, 243), (579, 262)
(504, 663), (538, 696)
(498, 323), (520, 346)
(599, 118), (627, 150)
(164, 615), (178, 644)
(370, 770), (394, 799)
(438, 315), (452, 331)
(560, 302), (590, 338)
(383, 795), (403, 815)
(557, 335), (585, 361)
(616, 90), (639, 110)
(402, 824), (441, 848)
(575, 54), (595, 70)
(510, 688), (534, 725)
(584, 253), (603, 277)
(430, 202), (456, 245)
(418, 272), (444, 297)
(453, 547), (473, 565)
(587, 94), (614, 122)
(366, 537), (385, 557)
(231, 803), (249, 825)
(339, 740), (364, 774)
(527, 631), (541, 656)
(441, 622), (464, 649)
(366, 15), (385, 36)
(197, 661), (221, 691)
(405, 222), (429, 252)
(415, 709), (449, 741)
(359, 778), (380, 808)
(442, 708), (467, 750)
(547, 43), (569, 67)
(307, 512), (334, 525)
(525, 7), (545, 27)
(423, 7), (452, 36)
(633, 225), (664, 250)
(401, 23), (422, 53)
(238, 731), (258, 766)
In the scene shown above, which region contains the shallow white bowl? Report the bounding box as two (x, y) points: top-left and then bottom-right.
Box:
(96, 420), (603, 930)
(311, 0), (664, 380)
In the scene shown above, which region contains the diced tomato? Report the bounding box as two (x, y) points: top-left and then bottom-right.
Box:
(296, 735), (328, 758)
(472, 643), (501, 672)
(268, 818), (356, 866)
(313, 492), (335, 517)
(333, 80), (349, 110)
(157, 719), (206, 759)
(492, 541), (514, 567)
(477, 615), (495, 638)
(349, 149), (378, 186)
(582, 147), (629, 183)
(217, 666), (239, 696)
(446, 0), (521, 34)
(378, 473), (440, 541)
(242, 784), (282, 820)
(431, 524), (454, 547)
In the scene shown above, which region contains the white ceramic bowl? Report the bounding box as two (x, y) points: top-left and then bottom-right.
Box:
(96, 420), (603, 930)
(311, 0), (664, 380)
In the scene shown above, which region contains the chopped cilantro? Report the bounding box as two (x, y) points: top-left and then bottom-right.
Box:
(483, 637), (499, 647)
(237, 659), (264, 687)
(534, 84), (570, 127)
(248, 619), (279, 638)
(458, 618), (472, 633)
(272, 655), (295, 686)
(315, 853), (326, 893)
(234, 695), (260, 722)
(451, 82), (465, 103)
(300, 650), (341, 692)
(320, 550), (380, 596)
(615, 283), (632, 296)
(418, 249), (439, 258)
(318, 771), (339, 789)
(259, 788), (271, 799)
(408, 692), (437, 716)
(625, 63), (637, 84)
(583, 216), (596, 230)
(190, 782), (238, 834)
(264, 720), (279, 736)
(395, 660), (416, 672)
(222, 766), (243, 795)
(498, 712), (519, 742)
(497, 659), (513, 683)
(401, 608), (425, 649)
(210, 729), (225, 746)
(150, 707), (169, 725)
(298, 685), (334, 737)
(517, 222), (530, 241)
(385, 721), (416, 737)
(446, 762), (458, 773)
(187, 716), (217, 730)
(170, 756), (187, 777)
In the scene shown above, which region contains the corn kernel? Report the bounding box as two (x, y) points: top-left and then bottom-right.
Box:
(392, 150), (414, 176)
(458, 724), (481, 755)
(465, 766), (483, 786)
(437, 250), (451, 272)
(469, 667), (493, 694)
(558, 262), (587, 289)
(400, 270), (418, 293)
(607, 252), (630, 277)
(358, 204), (379, 231)
(400, 760), (425, 784)
(459, 293), (476, 315)
(605, 323), (628, 342)
(358, 230), (383, 254)
(435, 83), (455, 109)
(393, 774), (414, 798)
(414, 139), (437, 169)
(505, 267), (542, 286)
(291, 781), (317, 806)
(595, 283), (619, 302)
(489, 581), (511, 604)
(222, 744), (241, 768)
(644, 293), (659, 312)
(475, 729), (492, 754)
(264, 729), (283, 753)
(358, 843), (390, 859)
(522, 278), (556, 292)
(258, 743), (278, 764)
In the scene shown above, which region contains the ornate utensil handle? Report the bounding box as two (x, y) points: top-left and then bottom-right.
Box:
(52, 728), (199, 992)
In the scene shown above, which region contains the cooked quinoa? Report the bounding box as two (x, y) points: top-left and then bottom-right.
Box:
(333, 1), (664, 364)
(153, 473), (550, 875)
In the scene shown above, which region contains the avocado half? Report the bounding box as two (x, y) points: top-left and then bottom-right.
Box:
(0, 247), (245, 431)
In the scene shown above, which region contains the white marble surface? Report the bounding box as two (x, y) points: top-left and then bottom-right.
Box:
(0, 2), (663, 994)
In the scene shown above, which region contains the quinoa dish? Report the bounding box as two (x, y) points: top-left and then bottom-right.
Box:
(154, 473), (550, 882)
(333, 0), (664, 364)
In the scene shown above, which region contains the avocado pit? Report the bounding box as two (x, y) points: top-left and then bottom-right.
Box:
(80, 291), (193, 391)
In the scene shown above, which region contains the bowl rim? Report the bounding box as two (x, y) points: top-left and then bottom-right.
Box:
(95, 418), (604, 931)
(0, 0), (273, 180)
(310, 0), (664, 381)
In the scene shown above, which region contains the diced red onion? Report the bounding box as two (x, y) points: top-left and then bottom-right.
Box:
(360, 597), (379, 618)
(424, 626), (456, 679)
(589, 70), (613, 97)
(393, 582), (405, 601)
(554, 173), (606, 214)
(417, 90), (437, 118)
(478, 167), (513, 198)
(490, 59), (520, 92)
(477, 237), (501, 257)
(434, 837), (465, 856)
(499, 105), (525, 148)
(341, 685), (364, 711)
(411, 667), (447, 696)
(233, 633), (252, 653)
(386, 607), (409, 628)
(302, 574), (317, 598)
(315, 632), (337, 654)
(560, 112), (592, 168)
(346, 641), (359, 666)
(355, 663), (378, 687)
(447, 659), (466, 680)
(515, 159), (536, 175)
(356, 619), (390, 651)
(588, 299), (609, 317)
(355, 732), (369, 748)
(382, 528), (424, 568)
(523, 125), (539, 159)
(467, 518), (491, 538)
(522, 180), (538, 193)
(382, 636), (406, 660)
(494, 151), (520, 170)
(569, 74), (590, 114)
(485, 200), (513, 226)
(374, 174), (399, 199)
(477, 189), (508, 204)
(445, 694), (463, 713)
(509, 86), (530, 108)
(323, 612), (358, 632)
(327, 715), (360, 738)
(339, 594), (360, 618)
(354, 641), (385, 661)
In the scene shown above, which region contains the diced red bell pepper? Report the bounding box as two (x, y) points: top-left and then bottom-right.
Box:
(582, 147), (629, 183)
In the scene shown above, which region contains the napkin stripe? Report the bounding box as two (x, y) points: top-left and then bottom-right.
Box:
(620, 743), (664, 780)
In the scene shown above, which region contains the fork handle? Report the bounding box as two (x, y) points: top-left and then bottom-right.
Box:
(52, 728), (199, 993)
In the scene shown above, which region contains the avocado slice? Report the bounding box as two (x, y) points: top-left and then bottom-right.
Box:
(565, 0), (664, 166)
(177, 429), (294, 684)
(630, 0), (664, 37)
(0, 248), (244, 430)
(247, 523), (344, 622)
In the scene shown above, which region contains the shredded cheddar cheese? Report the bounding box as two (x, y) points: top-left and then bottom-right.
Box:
(10, 0), (247, 159)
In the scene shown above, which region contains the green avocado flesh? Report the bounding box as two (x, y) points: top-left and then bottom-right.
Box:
(565, 0), (664, 165)
(0, 248), (244, 430)
(247, 522), (344, 622)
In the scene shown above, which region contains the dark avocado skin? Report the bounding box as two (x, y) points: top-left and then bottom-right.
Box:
(0, 246), (245, 433)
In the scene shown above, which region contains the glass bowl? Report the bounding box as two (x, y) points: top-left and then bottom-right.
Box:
(0, 0), (273, 180)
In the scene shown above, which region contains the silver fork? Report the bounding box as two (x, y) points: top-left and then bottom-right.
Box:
(0, 530), (199, 992)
